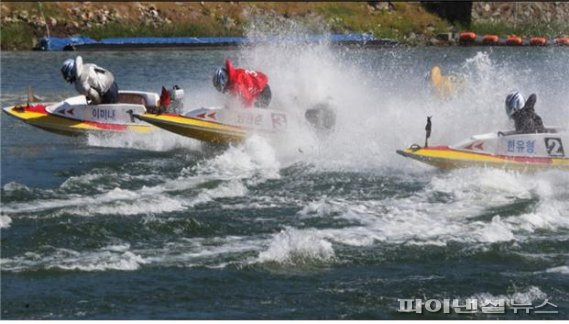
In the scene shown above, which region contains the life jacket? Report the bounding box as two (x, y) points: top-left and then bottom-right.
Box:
(74, 56), (115, 103)
(512, 94), (545, 133)
(225, 58), (269, 107)
(160, 86), (171, 107)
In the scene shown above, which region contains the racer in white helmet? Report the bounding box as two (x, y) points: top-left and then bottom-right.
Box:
(61, 56), (118, 104)
(505, 91), (545, 133)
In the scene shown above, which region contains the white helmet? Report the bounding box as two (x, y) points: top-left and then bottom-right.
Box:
(505, 91), (525, 118)
(212, 67), (228, 92)
(61, 58), (76, 83)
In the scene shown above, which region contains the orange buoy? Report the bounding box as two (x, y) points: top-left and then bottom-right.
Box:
(482, 34), (499, 45)
(530, 36), (547, 46)
(554, 36), (569, 45)
(505, 35), (523, 46)
(459, 32), (477, 43)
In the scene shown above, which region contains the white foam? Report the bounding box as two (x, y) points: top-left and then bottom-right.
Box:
(285, 168), (569, 248)
(1, 187), (144, 215)
(2, 181), (33, 193)
(104, 243), (131, 253)
(87, 127), (202, 152)
(58, 171), (159, 192)
(196, 135), (281, 182)
(472, 216), (515, 243)
(512, 202), (569, 233)
(218, 194), (303, 212)
(60, 172), (107, 190)
(55, 178), (247, 217)
(296, 165), (569, 252)
(297, 198), (345, 219)
(1, 244), (146, 272)
(470, 286), (547, 307)
(52, 250), (145, 272)
(2, 172), (212, 216)
(64, 195), (186, 216)
(203, 179), (248, 199)
(2, 158), (257, 217)
(494, 171), (569, 234)
(257, 227), (335, 265)
(544, 266), (569, 274)
(429, 168), (533, 204)
(0, 215), (12, 229)
(140, 235), (262, 268)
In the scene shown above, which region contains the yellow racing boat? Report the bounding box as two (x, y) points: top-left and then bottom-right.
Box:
(428, 66), (464, 99)
(134, 111), (248, 144)
(397, 128), (569, 171)
(134, 104), (335, 145)
(3, 91), (158, 136)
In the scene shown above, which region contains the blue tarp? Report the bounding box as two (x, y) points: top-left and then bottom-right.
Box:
(100, 36), (247, 45)
(37, 36), (97, 51)
(37, 33), (385, 51)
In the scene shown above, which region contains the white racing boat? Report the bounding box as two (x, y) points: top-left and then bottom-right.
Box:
(397, 127), (569, 171)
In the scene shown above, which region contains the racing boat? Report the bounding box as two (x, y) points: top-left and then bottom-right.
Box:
(2, 90), (159, 136)
(427, 66), (464, 99)
(133, 104), (335, 145)
(397, 127), (569, 171)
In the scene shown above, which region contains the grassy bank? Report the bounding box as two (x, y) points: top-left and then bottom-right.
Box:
(1, 22), (37, 50)
(0, 2), (453, 50)
(2, 2), (567, 50)
(469, 21), (569, 38)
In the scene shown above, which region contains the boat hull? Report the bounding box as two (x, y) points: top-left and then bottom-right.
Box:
(397, 145), (569, 171)
(3, 104), (152, 136)
(135, 113), (247, 144)
(134, 106), (294, 144)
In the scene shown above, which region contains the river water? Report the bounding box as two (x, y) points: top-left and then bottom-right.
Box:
(1, 43), (568, 319)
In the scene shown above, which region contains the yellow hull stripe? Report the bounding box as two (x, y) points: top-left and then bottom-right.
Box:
(137, 113), (247, 144)
(3, 105), (152, 135)
(398, 147), (569, 171)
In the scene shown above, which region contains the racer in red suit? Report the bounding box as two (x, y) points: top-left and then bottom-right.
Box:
(212, 58), (272, 108)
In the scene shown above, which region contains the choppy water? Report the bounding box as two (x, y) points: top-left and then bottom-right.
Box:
(1, 42), (569, 319)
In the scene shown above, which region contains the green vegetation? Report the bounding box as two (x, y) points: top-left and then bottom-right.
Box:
(0, 22), (37, 50)
(470, 21), (569, 37)
(85, 22), (240, 40)
(315, 2), (450, 42)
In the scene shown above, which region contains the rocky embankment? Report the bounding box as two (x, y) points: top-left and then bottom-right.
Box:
(472, 2), (569, 26)
(1, 3), (177, 37)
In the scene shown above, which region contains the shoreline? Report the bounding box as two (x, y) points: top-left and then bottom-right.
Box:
(2, 2), (568, 51)
(0, 2), (454, 51)
(24, 33), (569, 52)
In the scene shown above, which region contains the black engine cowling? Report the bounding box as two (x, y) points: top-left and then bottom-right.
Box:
(305, 103), (336, 134)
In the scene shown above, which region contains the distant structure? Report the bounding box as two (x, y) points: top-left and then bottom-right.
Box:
(421, 1), (473, 26)
(422, 2), (569, 29)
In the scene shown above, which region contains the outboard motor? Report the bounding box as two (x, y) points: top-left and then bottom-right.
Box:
(169, 85), (184, 113)
(305, 101), (336, 135)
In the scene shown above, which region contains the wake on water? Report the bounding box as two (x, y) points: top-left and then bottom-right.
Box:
(3, 166), (569, 272)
